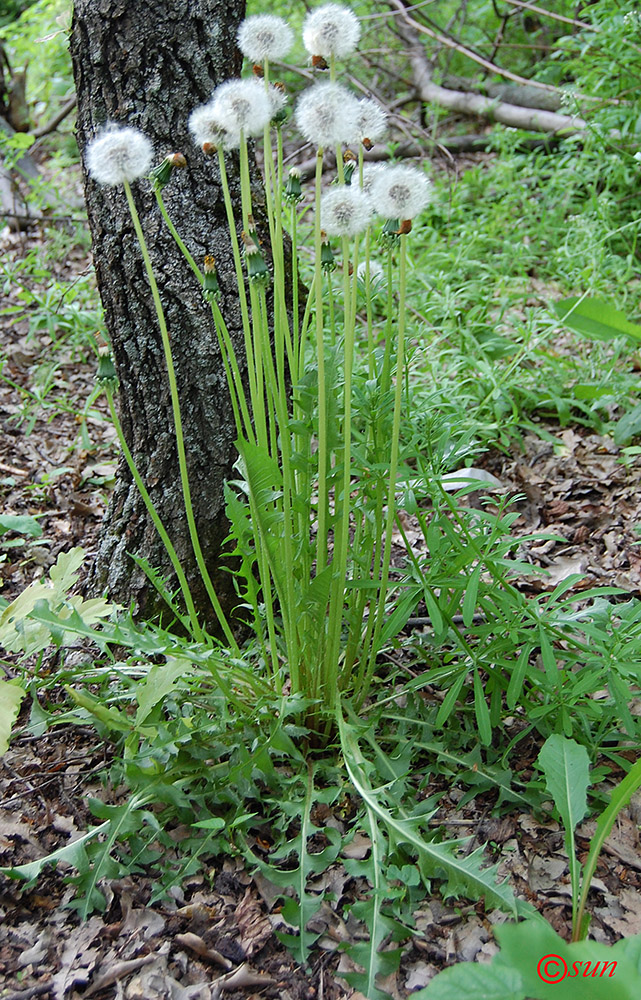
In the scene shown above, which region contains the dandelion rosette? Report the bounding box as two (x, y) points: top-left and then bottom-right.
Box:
(302, 3), (361, 59)
(295, 82), (359, 148)
(370, 164), (432, 220)
(237, 14), (294, 62)
(320, 185), (373, 237)
(86, 126), (153, 186)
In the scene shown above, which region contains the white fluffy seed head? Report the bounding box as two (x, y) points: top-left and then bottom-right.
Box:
(86, 126), (153, 186)
(356, 259), (384, 282)
(303, 3), (361, 58)
(210, 78), (273, 137)
(188, 101), (230, 149)
(267, 84), (288, 120)
(237, 14), (295, 62)
(370, 164), (432, 220)
(320, 185), (373, 237)
(355, 98), (387, 145)
(295, 82), (359, 147)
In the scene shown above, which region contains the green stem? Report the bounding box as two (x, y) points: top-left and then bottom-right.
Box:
(103, 383), (203, 642)
(358, 233), (408, 706)
(123, 180), (238, 652)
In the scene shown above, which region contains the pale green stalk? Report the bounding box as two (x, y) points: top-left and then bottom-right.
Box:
(122, 180), (237, 652)
(357, 233), (409, 705)
(103, 383), (203, 642)
(313, 149), (329, 574)
(216, 147), (258, 411)
(325, 233), (359, 701)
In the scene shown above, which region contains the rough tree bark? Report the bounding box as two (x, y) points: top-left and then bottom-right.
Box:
(70, 0), (253, 631)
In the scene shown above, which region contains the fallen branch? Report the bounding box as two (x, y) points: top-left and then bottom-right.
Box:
(397, 14), (586, 136)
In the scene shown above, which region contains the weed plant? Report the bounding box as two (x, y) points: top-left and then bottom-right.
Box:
(2, 1), (641, 994)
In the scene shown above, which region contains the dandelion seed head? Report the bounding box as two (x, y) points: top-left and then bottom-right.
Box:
(370, 164), (432, 220)
(320, 185), (373, 237)
(86, 126), (153, 186)
(267, 83), (288, 120)
(355, 98), (387, 146)
(187, 101), (226, 146)
(356, 259), (384, 282)
(295, 82), (359, 148)
(237, 14), (294, 62)
(210, 78), (272, 137)
(303, 4), (361, 59)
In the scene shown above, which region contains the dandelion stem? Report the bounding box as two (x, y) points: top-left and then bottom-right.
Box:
(123, 180), (238, 651)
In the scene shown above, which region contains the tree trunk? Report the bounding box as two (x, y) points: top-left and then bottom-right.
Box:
(70, 0), (249, 632)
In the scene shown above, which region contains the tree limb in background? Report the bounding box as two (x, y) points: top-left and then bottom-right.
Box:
(384, 0), (584, 97)
(395, 11), (587, 136)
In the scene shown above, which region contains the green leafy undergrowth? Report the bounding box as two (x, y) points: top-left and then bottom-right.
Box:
(415, 921), (641, 1000)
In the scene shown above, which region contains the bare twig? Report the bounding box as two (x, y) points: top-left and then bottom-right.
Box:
(384, 0), (590, 98)
(32, 94), (77, 140)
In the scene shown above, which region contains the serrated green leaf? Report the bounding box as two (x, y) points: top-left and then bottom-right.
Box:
(338, 712), (526, 918)
(0, 822), (109, 883)
(135, 656), (194, 724)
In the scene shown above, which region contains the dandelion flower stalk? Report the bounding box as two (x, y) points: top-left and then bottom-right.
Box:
(102, 381), (203, 643)
(121, 179), (238, 651)
(356, 232), (409, 703)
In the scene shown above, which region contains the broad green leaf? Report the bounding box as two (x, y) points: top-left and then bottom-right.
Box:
(554, 297), (641, 343)
(494, 921), (640, 1000)
(0, 514), (42, 538)
(537, 735), (590, 834)
(537, 735), (590, 920)
(412, 962), (524, 999)
(0, 680), (26, 755)
(613, 403), (641, 446)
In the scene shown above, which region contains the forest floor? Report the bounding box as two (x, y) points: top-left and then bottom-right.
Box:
(2, 207), (641, 1000)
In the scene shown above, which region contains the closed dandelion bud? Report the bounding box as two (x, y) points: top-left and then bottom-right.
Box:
(242, 232), (270, 285)
(343, 150), (357, 185)
(284, 167), (303, 203)
(268, 84), (288, 127)
(96, 352), (118, 389)
(303, 4), (362, 59)
(202, 255), (220, 300)
(150, 151), (187, 190)
(321, 237), (336, 272)
(380, 217), (401, 248)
